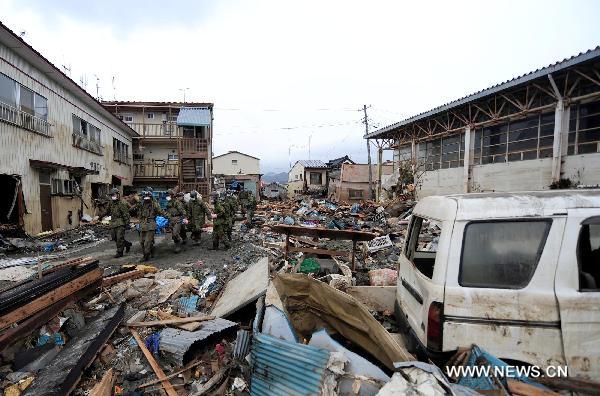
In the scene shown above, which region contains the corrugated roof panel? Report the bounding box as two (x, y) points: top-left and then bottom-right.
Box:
(366, 46), (600, 139)
(159, 317), (237, 365)
(176, 107), (212, 126)
(298, 160), (327, 168)
(251, 333), (330, 396)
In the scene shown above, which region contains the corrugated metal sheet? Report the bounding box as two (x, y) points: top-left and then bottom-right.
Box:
(297, 160), (327, 169)
(176, 107), (211, 126)
(233, 329), (251, 358)
(366, 46), (600, 139)
(159, 317), (237, 366)
(251, 333), (330, 396)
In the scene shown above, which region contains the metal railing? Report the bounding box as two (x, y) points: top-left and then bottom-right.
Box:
(128, 122), (181, 137)
(133, 162), (179, 178)
(72, 133), (103, 155)
(0, 100), (51, 136)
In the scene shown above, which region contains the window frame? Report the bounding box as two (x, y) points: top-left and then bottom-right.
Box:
(458, 218), (552, 290)
(309, 171), (322, 185)
(404, 215), (441, 279)
(147, 112), (154, 120)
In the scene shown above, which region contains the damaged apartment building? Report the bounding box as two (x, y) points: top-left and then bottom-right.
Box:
(0, 22), (136, 236)
(101, 101), (213, 196)
(366, 48), (600, 196)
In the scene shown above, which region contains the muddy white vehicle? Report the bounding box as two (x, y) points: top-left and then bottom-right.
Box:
(396, 190), (600, 379)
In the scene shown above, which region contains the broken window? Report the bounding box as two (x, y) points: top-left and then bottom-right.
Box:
(72, 115), (102, 155)
(309, 172), (322, 185)
(568, 101), (600, 155)
(460, 220), (551, 289)
(578, 217), (600, 291)
(348, 189), (363, 199)
(405, 216), (442, 279)
(113, 137), (129, 163)
(51, 179), (76, 196)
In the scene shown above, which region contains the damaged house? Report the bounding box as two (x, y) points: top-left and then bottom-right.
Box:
(0, 22), (137, 235)
(287, 160), (328, 198)
(212, 151), (261, 199)
(102, 101), (214, 196)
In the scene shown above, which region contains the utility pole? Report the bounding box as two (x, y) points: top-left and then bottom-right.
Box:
(363, 105), (374, 200)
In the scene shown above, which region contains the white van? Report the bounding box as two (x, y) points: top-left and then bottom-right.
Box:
(396, 190), (600, 379)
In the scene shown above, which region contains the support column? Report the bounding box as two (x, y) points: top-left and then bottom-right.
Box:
(462, 126), (474, 193)
(552, 99), (571, 182)
(376, 147), (383, 202)
(411, 139), (417, 175)
(551, 100), (566, 182)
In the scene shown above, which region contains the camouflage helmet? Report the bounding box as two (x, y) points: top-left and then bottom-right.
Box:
(110, 187), (120, 196)
(166, 189), (175, 196)
(190, 190), (198, 198)
(146, 186), (154, 193)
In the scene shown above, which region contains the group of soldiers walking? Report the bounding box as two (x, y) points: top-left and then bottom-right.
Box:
(105, 186), (257, 262)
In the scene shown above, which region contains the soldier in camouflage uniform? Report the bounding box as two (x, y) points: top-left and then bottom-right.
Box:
(176, 192), (188, 244)
(187, 190), (210, 245)
(132, 189), (167, 262)
(107, 188), (132, 258)
(224, 191), (237, 241)
(210, 193), (231, 250)
(238, 189), (248, 217)
(245, 192), (257, 225)
(165, 189), (188, 253)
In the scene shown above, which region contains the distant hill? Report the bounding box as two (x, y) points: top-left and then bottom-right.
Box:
(262, 172), (288, 184)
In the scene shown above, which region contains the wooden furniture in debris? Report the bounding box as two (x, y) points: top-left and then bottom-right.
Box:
(270, 225), (376, 270)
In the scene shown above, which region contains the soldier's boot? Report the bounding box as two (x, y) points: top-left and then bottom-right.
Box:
(150, 246), (155, 258)
(125, 241), (132, 253)
(174, 241), (181, 254)
(209, 239), (219, 250)
(114, 251), (123, 258)
(139, 254), (150, 263)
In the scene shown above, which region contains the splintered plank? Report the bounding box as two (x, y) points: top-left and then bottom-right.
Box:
(102, 269), (145, 287)
(0, 268), (102, 330)
(130, 328), (178, 396)
(127, 315), (215, 328)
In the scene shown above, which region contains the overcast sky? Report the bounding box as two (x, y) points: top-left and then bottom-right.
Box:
(2, 0), (599, 173)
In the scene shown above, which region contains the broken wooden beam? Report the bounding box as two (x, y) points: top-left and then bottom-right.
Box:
(89, 368), (114, 396)
(23, 304), (125, 396)
(0, 281), (100, 352)
(0, 267), (102, 330)
(102, 269), (145, 287)
(130, 328), (178, 396)
(127, 315), (215, 328)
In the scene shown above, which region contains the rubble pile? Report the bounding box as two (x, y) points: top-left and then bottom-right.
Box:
(0, 198), (595, 395)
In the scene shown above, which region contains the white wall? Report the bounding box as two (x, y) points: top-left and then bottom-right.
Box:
(418, 167), (463, 198)
(472, 159), (553, 192)
(213, 152), (260, 175)
(563, 152), (600, 187)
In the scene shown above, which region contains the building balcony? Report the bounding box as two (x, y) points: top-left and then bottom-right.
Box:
(133, 162), (179, 179)
(179, 138), (209, 158)
(0, 100), (51, 137)
(128, 122), (182, 138)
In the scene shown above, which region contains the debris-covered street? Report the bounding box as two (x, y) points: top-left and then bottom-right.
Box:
(2, 1), (600, 395)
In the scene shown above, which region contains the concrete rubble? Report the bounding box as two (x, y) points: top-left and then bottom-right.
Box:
(0, 196), (595, 395)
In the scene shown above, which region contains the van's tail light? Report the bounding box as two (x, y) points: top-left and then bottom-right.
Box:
(427, 301), (444, 351)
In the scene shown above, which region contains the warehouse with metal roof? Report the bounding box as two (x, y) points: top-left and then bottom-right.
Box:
(366, 47), (600, 197)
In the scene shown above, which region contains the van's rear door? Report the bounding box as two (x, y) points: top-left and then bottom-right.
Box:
(555, 209), (600, 379)
(443, 217), (564, 365)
